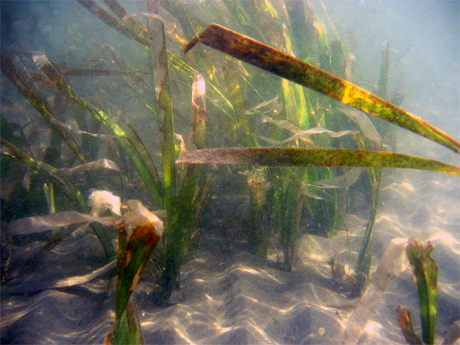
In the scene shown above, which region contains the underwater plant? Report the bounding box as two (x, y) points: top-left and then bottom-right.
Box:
(5, 191), (163, 344)
(1, 1), (459, 344)
(178, 23), (459, 274)
(2, 2), (214, 303)
(107, 199), (164, 344)
(74, 1), (458, 278)
(340, 237), (458, 345)
(399, 239), (439, 345)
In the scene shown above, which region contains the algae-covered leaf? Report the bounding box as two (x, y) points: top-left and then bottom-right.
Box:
(184, 24), (460, 154)
(1, 55), (85, 162)
(191, 171), (215, 222)
(148, 15), (177, 218)
(56, 65), (147, 76)
(190, 73), (207, 149)
(397, 305), (423, 345)
(57, 159), (120, 177)
(6, 211), (111, 236)
(177, 147), (460, 176)
(115, 232), (158, 319)
(1, 138), (87, 211)
(406, 239), (438, 345)
(115, 201), (163, 320)
(105, 301), (144, 345)
(34, 53), (165, 205)
(377, 42), (390, 99)
(76, 0), (150, 47)
(2, 139), (116, 257)
(6, 206), (117, 275)
(103, 0), (127, 19)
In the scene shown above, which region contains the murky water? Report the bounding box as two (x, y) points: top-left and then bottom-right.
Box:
(1, 1), (459, 344)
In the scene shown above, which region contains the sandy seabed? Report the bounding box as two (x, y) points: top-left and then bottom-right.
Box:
(2, 144), (459, 345)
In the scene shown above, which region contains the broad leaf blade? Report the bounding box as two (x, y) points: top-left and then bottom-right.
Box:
(184, 24), (460, 153)
(190, 73), (207, 149)
(1, 55), (85, 162)
(76, 0), (150, 47)
(106, 301), (144, 345)
(149, 15), (176, 217)
(34, 53), (165, 205)
(7, 211), (108, 236)
(406, 239), (438, 345)
(177, 147), (460, 176)
(396, 305), (423, 345)
(115, 224), (161, 320)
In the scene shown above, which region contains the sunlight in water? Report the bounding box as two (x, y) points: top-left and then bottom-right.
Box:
(1, 1), (458, 344)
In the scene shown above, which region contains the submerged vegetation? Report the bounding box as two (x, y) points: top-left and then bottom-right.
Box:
(1, 0), (459, 344)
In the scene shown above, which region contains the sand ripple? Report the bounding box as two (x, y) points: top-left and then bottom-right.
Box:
(2, 166), (459, 344)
